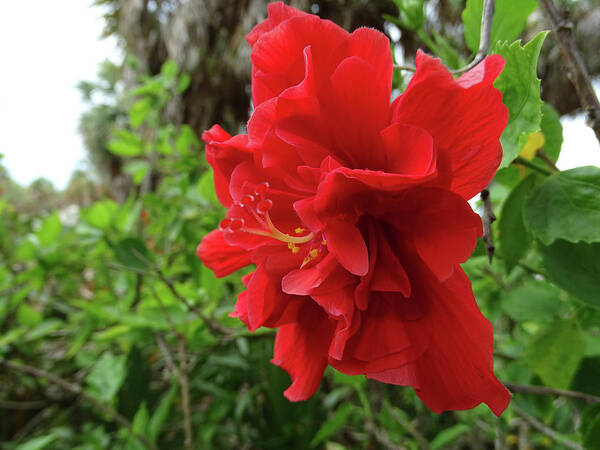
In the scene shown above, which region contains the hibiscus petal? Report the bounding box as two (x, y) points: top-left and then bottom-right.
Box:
(398, 188), (482, 281)
(324, 218), (369, 276)
(379, 123), (436, 176)
(196, 230), (252, 278)
(390, 51), (507, 200)
(202, 125), (252, 207)
(369, 267), (510, 416)
(271, 300), (335, 401)
(246, 2), (308, 47)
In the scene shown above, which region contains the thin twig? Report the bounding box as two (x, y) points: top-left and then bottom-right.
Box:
(538, 0), (600, 145)
(0, 399), (47, 410)
(453, 0), (495, 74)
(392, 64), (416, 72)
(151, 287), (194, 450)
(504, 382), (600, 403)
(386, 404), (430, 450)
(480, 187), (496, 264)
(535, 149), (560, 172)
(512, 405), (583, 450)
(513, 157), (554, 176)
(0, 359), (157, 450)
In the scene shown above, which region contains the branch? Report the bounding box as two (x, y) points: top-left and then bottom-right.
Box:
(536, 149), (560, 172)
(480, 187), (496, 264)
(513, 157), (554, 176)
(386, 404), (430, 450)
(453, 0), (495, 74)
(504, 381), (600, 403)
(513, 405), (583, 450)
(538, 0), (600, 145)
(0, 359), (157, 450)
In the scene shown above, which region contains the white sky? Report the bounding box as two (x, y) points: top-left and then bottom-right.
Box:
(0, 0), (118, 190)
(0, 4), (598, 191)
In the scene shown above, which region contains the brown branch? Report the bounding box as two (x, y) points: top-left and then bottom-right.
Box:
(0, 359), (157, 450)
(538, 0), (600, 145)
(480, 187), (496, 264)
(0, 399), (47, 410)
(504, 381), (600, 403)
(512, 405), (583, 450)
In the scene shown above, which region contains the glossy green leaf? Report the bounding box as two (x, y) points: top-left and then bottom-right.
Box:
(498, 174), (536, 273)
(108, 130), (143, 157)
(310, 403), (356, 447)
(525, 167), (600, 245)
(86, 352), (127, 403)
(37, 213), (61, 247)
(525, 319), (585, 389)
(540, 240), (600, 308)
(463, 0), (537, 53)
(494, 32), (548, 168)
(502, 280), (562, 322)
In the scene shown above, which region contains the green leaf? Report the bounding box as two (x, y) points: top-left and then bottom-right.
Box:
(539, 102), (563, 162)
(525, 319), (585, 389)
(131, 79), (164, 97)
(463, 0), (538, 53)
(582, 404), (600, 450)
(124, 160), (150, 186)
(175, 125), (200, 155)
(17, 304), (43, 326)
(525, 167), (600, 245)
(502, 280), (563, 322)
(132, 402), (150, 435)
(14, 434), (57, 450)
(540, 240), (600, 308)
(498, 174), (536, 272)
(114, 237), (154, 271)
(494, 32), (548, 168)
(387, 0), (425, 30)
(431, 424), (470, 450)
(161, 60), (179, 80)
(85, 199), (118, 230)
(37, 213), (61, 247)
(149, 384), (177, 443)
(129, 97), (153, 128)
(177, 73), (191, 94)
(108, 130), (143, 157)
(310, 403), (356, 447)
(86, 352), (127, 403)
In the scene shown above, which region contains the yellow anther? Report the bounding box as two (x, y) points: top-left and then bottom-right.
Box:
(309, 249), (319, 259)
(321, 239), (327, 246)
(295, 227), (305, 234)
(288, 242), (295, 250)
(292, 246), (299, 254)
(302, 257), (311, 266)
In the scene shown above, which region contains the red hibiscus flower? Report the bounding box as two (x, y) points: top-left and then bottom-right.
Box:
(197, 2), (511, 415)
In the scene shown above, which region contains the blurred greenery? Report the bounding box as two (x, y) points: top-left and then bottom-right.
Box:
(1, 1), (600, 449)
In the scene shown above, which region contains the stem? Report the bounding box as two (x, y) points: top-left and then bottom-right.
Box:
(480, 187), (496, 264)
(453, 0), (495, 74)
(535, 148), (560, 172)
(513, 157), (554, 176)
(0, 359), (157, 450)
(504, 382), (600, 403)
(538, 0), (600, 145)
(513, 405), (583, 450)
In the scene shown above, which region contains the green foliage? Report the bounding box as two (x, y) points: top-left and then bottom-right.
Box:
(525, 166), (600, 245)
(494, 32), (548, 167)
(498, 174), (536, 272)
(525, 319), (585, 389)
(463, 0), (537, 53)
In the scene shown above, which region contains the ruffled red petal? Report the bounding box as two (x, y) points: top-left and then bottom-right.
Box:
(196, 230), (252, 278)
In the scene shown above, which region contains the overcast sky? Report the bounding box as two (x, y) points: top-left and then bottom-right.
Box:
(0, 3), (598, 191)
(0, 0), (117, 190)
